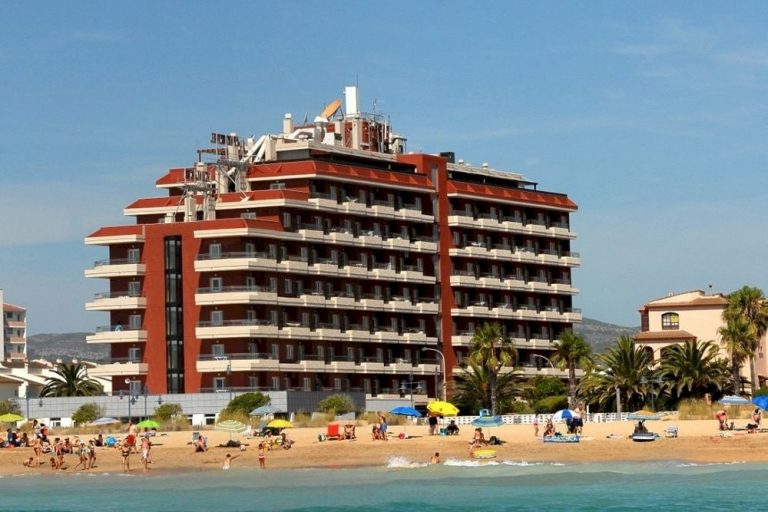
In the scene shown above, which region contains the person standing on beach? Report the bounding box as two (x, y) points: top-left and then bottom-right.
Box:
(121, 442), (132, 473)
(533, 415), (540, 437)
(141, 435), (152, 473)
(428, 414), (439, 435)
(258, 443), (266, 469)
(31, 434), (42, 466)
(378, 413), (388, 440)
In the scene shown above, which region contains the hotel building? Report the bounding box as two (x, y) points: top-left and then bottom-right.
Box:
(1, 290), (27, 365)
(85, 87), (580, 399)
(634, 289), (767, 387)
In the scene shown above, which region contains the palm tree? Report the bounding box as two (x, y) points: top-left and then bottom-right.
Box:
(551, 331), (592, 407)
(723, 286), (768, 392)
(40, 363), (104, 397)
(659, 341), (730, 399)
(719, 318), (753, 395)
(577, 336), (652, 411)
(468, 322), (517, 415)
(453, 361), (523, 414)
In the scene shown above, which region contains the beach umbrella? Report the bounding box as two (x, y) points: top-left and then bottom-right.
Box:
(427, 401), (459, 417)
(390, 406), (421, 438)
(136, 419), (160, 429)
(719, 395), (751, 406)
(250, 404), (281, 416)
(267, 419), (293, 429)
(0, 413), (23, 423)
(89, 417), (120, 426)
(471, 415), (503, 428)
(552, 409), (575, 423)
(215, 419), (247, 440)
(627, 410), (661, 421)
(753, 396), (768, 410)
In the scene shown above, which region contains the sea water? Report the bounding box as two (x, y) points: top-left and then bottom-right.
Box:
(1, 459), (762, 511)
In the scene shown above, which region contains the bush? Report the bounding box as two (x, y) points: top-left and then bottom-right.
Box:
(72, 403), (103, 426)
(317, 394), (354, 415)
(224, 392), (270, 416)
(505, 400), (533, 414)
(0, 399), (20, 416)
(154, 403), (183, 421)
(533, 395), (568, 413)
(753, 387), (768, 397)
(525, 376), (566, 402)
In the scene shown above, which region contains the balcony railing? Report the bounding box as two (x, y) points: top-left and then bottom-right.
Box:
(197, 319), (273, 328)
(94, 325), (142, 333)
(93, 257), (141, 267)
(196, 285), (272, 294)
(196, 251), (269, 261)
(93, 291), (141, 300)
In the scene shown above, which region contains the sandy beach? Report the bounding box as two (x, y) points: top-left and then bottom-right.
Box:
(2, 418), (768, 475)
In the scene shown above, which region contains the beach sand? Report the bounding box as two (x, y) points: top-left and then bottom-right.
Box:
(2, 418), (766, 475)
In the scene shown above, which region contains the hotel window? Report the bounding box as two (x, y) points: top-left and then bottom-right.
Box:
(271, 344), (279, 358)
(128, 281), (141, 297)
(127, 248), (140, 264)
(209, 243), (221, 259)
(212, 344), (225, 357)
(303, 377), (312, 391)
(333, 378), (342, 391)
(286, 345), (294, 361)
(661, 312), (680, 330)
(210, 310), (223, 326)
(213, 377), (226, 390)
(271, 376), (280, 390)
(128, 347), (141, 362)
(245, 242), (256, 257)
(129, 380), (143, 396)
(249, 376), (259, 389)
(128, 314), (142, 330)
(210, 277), (223, 291)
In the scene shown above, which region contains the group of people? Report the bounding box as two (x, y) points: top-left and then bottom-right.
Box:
(118, 421), (152, 473)
(715, 408), (762, 432)
(427, 415), (460, 436)
(371, 413), (388, 440)
(532, 403), (586, 438)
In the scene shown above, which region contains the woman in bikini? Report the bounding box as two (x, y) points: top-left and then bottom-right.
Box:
(258, 443), (266, 469)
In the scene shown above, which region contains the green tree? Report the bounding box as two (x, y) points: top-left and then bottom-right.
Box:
(71, 403), (103, 426)
(224, 392), (270, 415)
(578, 336), (652, 411)
(659, 341), (730, 399)
(317, 394), (355, 415)
(154, 403), (183, 421)
(40, 363), (104, 397)
(468, 322), (518, 415)
(453, 361), (523, 414)
(723, 286), (768, 392)
(719, 318), (753, 395)
(0, 399), (20, 416)
(524, 375), (566, 403)
(551, 331), (592, 407)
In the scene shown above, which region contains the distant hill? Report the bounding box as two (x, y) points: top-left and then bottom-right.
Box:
(574, 318), (638, 354)
(25, 317), (634, 363)
(27, 332), (109, 362)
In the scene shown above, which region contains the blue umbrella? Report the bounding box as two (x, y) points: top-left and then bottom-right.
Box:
(552, 409), (575, 423)
(250, 404), (281, 416)
(472, 416), (503, 428)
(89, 417), (120, 426)
(390, 406), (421, 417)
(753, 395), (768, 410)
(720, 395), (751, 406)
(389, 406), (420, 438)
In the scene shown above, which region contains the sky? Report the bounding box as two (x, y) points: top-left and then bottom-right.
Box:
(1, 1), (767, 333)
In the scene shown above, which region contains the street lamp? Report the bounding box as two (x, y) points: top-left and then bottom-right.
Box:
(640, 376), (664, 411)
(398, 363), (423, 409)
(532, 354), (555, 373)
(421, 347), (446, 401)
(123, 378), (135, 423)
(226, 359), (233, 401)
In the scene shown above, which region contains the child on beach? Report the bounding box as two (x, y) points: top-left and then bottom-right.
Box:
(22, 457), (34, 468)
(120, 442), (132, 473)
(222, 453), (239, 470)
(141, 436), (152, 473)
(258, 443), (266, 469)
(429, 452), (440, 464)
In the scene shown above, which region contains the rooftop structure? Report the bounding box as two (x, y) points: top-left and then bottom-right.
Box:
(85, 86), (580, 400)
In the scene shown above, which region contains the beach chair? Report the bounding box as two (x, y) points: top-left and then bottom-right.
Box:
(326, 424), (342, 440)
(664, 426), (678, 438)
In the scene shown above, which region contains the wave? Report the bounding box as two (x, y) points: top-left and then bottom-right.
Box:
(385, 456), (428, 468)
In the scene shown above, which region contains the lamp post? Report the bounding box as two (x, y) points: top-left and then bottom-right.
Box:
(532, 354), (555, 373)
(399, 363), (422, 409)
(123, 378), (134, 423)
(420, 347), (446, 401)
(143, 385), (148, 421)
(227, 359), (233, 401)
(640, 376), (663, 411)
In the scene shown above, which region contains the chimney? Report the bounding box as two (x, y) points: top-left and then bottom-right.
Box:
(283, 113), (293, 135)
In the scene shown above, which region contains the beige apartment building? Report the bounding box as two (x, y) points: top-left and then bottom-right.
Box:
(634, 289), (767, 387)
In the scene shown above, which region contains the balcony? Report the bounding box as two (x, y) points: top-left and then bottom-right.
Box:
(89, 357), (148, 377)
(451, 304), (576, 323)
(447, 212), (576, 240)
(84, 258), (145, 279)
(86, 325), (147, 344)
(196, 319), (278, 339)
(196, 352), (440, 375)
(6, 336), (26, 344)
(86, 291), (146, 311)
(195, 251), (278, 273)
(195, 285), (278, 306)
(306, 194), (435, 223)
(449, 273), (578, 295)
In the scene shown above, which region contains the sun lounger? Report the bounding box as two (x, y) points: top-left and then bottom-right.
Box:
(664, 426), (678, 438)
(325, 423), (343, 441)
